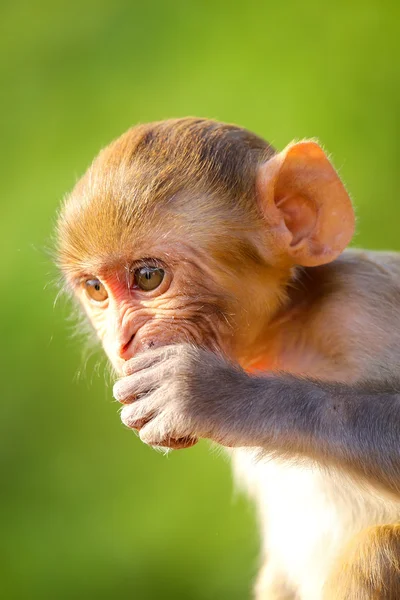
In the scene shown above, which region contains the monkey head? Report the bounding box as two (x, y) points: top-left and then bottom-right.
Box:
(57, 119), (354, 374)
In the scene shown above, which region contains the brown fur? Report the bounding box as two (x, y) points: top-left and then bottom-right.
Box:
(57, 118), (275, 277)
(324, 525), (400, 600)
(57, 118), (400, 599)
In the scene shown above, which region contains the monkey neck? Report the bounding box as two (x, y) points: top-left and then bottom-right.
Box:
(240, 263), (331, 373)
(235, 268), (295, 371)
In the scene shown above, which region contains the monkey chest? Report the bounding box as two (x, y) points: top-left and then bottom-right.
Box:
(232, 450), (400, 598)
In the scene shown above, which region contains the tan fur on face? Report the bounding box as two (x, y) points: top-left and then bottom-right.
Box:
(57, 118), (275, 278)
(57, 118), (287, 365)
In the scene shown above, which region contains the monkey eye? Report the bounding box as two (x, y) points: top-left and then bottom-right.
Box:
(133, 267), (165, 292)
(84, 278), (108, 303)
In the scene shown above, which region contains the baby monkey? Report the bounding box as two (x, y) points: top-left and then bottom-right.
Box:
(57, 118), (400, 599)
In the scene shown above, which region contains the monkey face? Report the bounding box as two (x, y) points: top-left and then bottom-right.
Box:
(58, 119), (353, 376)
(74, 246), (235, 375)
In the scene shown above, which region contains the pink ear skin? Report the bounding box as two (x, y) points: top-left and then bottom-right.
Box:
(256, 141), (355, 267)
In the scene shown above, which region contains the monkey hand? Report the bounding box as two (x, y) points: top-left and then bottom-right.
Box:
(113, 344), (250, 449)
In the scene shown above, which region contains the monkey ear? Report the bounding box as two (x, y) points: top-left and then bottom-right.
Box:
(257, 141), (355, 267)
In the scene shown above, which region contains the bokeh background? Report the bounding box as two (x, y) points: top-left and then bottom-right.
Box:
(1, 1), (399, 598)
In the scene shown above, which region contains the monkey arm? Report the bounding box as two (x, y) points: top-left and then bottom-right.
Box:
(236, 374), (400, 497)
(114, 344), (400, 497)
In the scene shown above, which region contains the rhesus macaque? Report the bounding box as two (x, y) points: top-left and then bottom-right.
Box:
(57, 118), (400, 599)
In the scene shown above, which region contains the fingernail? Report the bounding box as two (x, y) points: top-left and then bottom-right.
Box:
(122, 363), (132, 376)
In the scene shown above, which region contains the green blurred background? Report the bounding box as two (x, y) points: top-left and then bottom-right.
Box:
(1, 1), (399, 598)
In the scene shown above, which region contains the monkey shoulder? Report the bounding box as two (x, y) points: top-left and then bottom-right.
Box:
(300, 249), (400, 380)
(325, 249), (400, 319)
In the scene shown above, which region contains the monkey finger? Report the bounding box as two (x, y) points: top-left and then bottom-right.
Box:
(120, 400), (156, 429)
(123, 417), (148, 431)
(158, 436), (198, 450)
(122, 344), (189, 376)
(121, 346), (170, 376)
(138, 415), (193, 448)
(113, 366), (164, 403)
(113, 379), (141, 403)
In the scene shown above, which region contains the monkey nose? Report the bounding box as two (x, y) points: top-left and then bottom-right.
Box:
(117, 334), (135, 360)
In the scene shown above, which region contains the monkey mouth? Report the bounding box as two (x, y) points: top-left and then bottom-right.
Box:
(118, 328), (165, 362)
(116, 313), (228, 370)
(122, 328), (219, 361)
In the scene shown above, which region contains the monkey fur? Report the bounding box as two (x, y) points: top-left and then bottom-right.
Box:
(57, 118), (400, 599)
